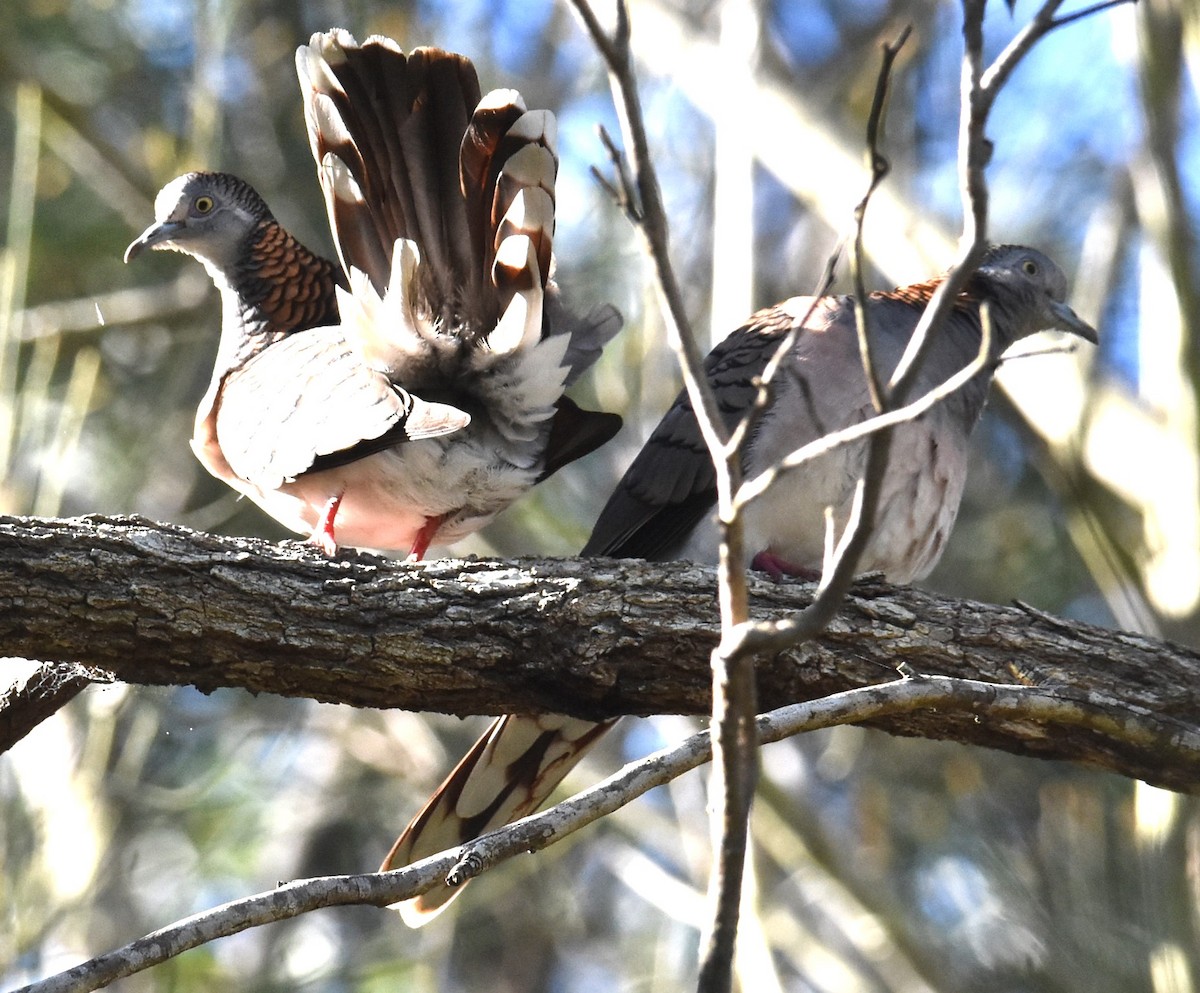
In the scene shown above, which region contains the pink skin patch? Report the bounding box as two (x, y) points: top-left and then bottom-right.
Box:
(749, 550), (820, 584)
(303, 496), (448, 561)
(307, 493), (343, 556)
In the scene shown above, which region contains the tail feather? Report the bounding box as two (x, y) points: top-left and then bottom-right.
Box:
(297, 32), (480, 311)
(394, 49), (479, 313)
(382, 714), (615, 925)
(299, 30), (573, 353)
(494, 145), (556, 290)
(461, 89), (527, 289)
(472, 103), (558, 337)
(300, 34), (401, 286)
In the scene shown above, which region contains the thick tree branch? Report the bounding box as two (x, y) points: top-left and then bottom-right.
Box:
(2, 514), (1199, 792)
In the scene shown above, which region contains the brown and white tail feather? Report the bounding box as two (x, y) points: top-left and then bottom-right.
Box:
(460, 89), (527, 296)
(298, 34), (479, 306)
(299, 30), (561, 348)
(382, 714), (615, 925)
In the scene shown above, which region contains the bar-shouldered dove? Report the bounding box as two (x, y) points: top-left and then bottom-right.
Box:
(125, 30), (622, 558)
(381, 244), (1097, 924)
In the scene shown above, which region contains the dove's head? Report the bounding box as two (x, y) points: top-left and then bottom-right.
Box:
(124, 172), (272, 272)
(970, 244), (1098, 345)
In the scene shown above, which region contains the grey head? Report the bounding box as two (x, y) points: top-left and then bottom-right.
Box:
(124, 172), (272, 271)
(969, 244), (1097, 345)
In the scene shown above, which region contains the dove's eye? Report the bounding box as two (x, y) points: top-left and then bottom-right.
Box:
(193, 195), (215, 214)
(1022, 259), (1038, 276)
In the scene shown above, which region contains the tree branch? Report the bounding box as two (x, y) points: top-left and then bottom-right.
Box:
(10, 671), (1184, 993)
(0, 661), (104, 753)
(2, 515), (1199, 792)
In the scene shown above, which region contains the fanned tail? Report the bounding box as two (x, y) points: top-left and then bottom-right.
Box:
(297, 31), (564, 346)
(298, 30), (621, 465)
(297, 33), (478, 307)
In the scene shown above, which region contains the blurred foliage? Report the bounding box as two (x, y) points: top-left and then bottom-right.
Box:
(2, 0), (1200, 990)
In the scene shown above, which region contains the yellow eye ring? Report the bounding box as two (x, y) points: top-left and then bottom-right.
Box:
(1022, 259), (1038, 276)
(194, 195), (215, 214)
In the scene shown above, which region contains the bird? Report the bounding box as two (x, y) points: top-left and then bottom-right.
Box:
(380, 244), (1097, 923)
(124, 30), (622, 559)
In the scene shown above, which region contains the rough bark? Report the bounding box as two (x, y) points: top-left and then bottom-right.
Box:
(2, 513), (1198, 792)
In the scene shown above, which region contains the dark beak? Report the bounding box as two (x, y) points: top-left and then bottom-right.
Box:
(124, 219), (184, 263)
(1049, 300), (1098, 344)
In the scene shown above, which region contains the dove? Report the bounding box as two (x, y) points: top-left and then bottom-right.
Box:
(380, 244), (1097, 923)
(126, 31), (621, 558)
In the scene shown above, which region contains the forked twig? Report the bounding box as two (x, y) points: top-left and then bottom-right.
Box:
(564, 3), (758, 987)
(590, 123), (642, 222)
(568, 1), (1124, 990)
(852, 25), (912, 415)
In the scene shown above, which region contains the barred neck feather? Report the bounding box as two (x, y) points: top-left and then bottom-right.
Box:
(221, 218), (344, 366)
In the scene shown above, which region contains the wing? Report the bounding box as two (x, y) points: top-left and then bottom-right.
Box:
(213, 328), (469, 490)
(581, 303), (814, 559)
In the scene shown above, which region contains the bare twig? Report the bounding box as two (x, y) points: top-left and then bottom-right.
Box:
(565, 3), (758, 987)
(569, 0), (724, 462)
(889, 0), (1131, 397)
(701, 23), (915, 991)
(725, 248), (839, 457)
(18, 673), (1140, 993)
(729, 21), (921, 703)
(851, 25), (912, 415)
(590, 123), (642, 222)
(568, 1), (1122, 989)
(980, 0), (1133, 99)
(570, 6), (949, 989)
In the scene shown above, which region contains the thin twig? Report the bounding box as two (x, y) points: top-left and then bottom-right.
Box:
(889, 0), (1129, 397)
(980, 0), (1134, 100)
(565, 3), (758, 988)
(725, 249), (839, 457)
(852, 25), (912, 415)
(590, 123), (642, 221)
(570, 0), (725, 460)
(19, 672), (1139, 993)
(700, 22), (917, 990)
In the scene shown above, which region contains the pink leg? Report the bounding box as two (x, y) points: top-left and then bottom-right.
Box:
(408, 513), (448, 562)
(307, 494), (343, 556)
(750, 550), (820, 583)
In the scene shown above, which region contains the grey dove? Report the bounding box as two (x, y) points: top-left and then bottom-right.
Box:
(381, 244), (1097, 924)
(125, 30), (621, 558)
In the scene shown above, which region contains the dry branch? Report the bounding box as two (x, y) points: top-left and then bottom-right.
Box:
(11, 672), (1124, 993)
(2, 514), (1198, 792)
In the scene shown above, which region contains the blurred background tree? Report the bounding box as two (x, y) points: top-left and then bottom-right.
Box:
(2, 0), (1198, 990)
